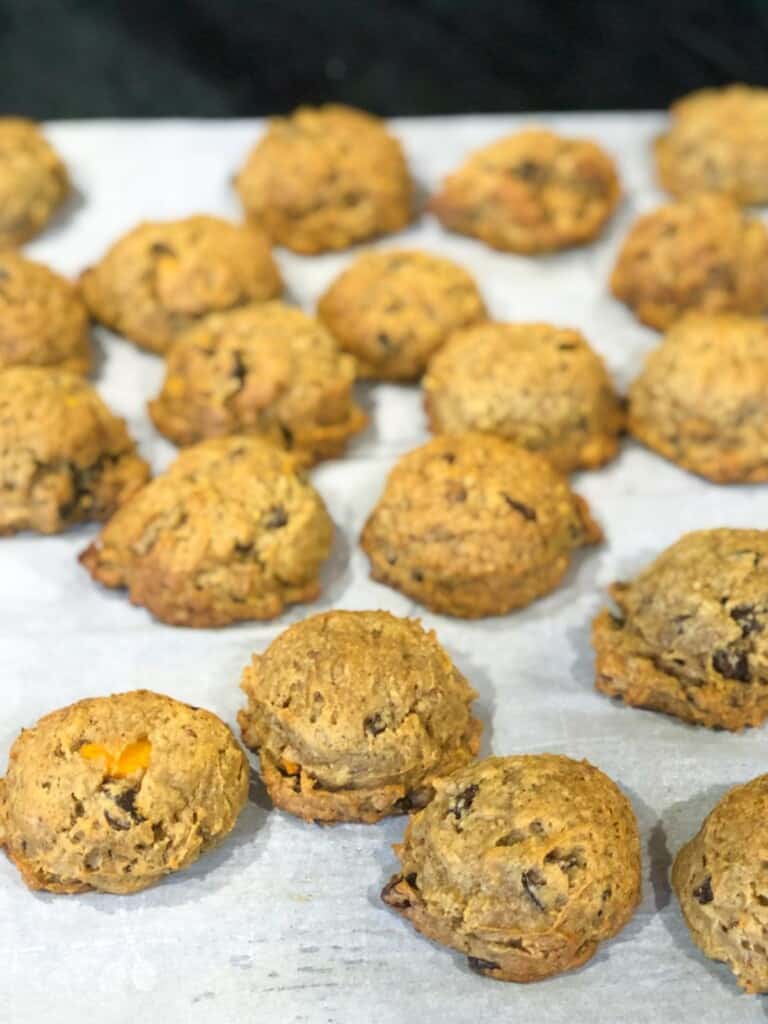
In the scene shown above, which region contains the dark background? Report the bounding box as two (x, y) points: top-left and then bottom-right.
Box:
(2, 0), (767, 118)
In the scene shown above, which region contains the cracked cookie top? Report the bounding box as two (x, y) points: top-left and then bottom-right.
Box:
(0, 118), (69, 245)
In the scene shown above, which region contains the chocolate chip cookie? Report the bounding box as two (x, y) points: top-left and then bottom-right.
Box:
(382, 754), (641, 982)
(424, 322), (623, 473)
(0, 690), (249, 894)
(0, 367), (149, 536)
(238, 610), (482, 824)
(0, 118), (69, 245)
(317, 249), (486, 381)
(429, 128), (620, 253)
(148, 302), (367, 460)
(593, 529), (768, 730)
(361, 434), (602, 618)
(80, 215), (282, 354)
(0, 251), (90, 373)
(80, 435), (333, 627)
(610, 193), (768, 329)
(627, 314), (768, 482)
(235, 104), (413, 254)
(656, 84), (768, 205)
(672, 773), (768, 993)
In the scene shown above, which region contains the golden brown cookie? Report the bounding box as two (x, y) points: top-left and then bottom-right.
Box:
(0, 118), (69, 245)
(429, 128), (620, 254)
(317, 249), (486, 381)
(0, 251), (90, 373)
(424, 322), (623, 473)
(360, 434), (602, 618)
(593, 529), (768, 730)
(0, 367), (149, 536)
(0, 690), (249, 895)
(656, 84), (768, 205)
(382, 754), (641, 982)
(80, 215), (282, 354)
(235, 104), (413, 254)
(148, 302), (367, 460)
(80, 436), (333, 627)
(610, 194), (768, 329)
(238, 610), (481, 824)
(672, 774), (768, 993)
(627, 314), (768, 482)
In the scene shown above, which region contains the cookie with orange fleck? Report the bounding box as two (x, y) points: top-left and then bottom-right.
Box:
(0, 118), (69, 245)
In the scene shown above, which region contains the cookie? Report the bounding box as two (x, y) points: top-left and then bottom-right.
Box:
(672, 774), (768, 993)
(80, 215), (282, 354)
(80, 435), (333, 627)
(610, 193), (768, 329)
(360, 434), (602, 618)
(627, 314), (768, 482)
(0, 118), (69, 245)
(235, 104), (413, 254)
(0, 251), (90, 373)
(0, 690), (249, 894)
(656, 84), (768, 205)
(317, 249), (486, 381)
(0, 367), (149, 536)
(429, 128), (620, 254)
(593, 529), (768, 730)
(238, 610), (482, 824)
(424, 322), (623, 473)
(148, 302), (367, 460)
(382, 754), (641, 982)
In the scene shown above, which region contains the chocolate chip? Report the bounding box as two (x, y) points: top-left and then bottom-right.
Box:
(411, 569), (424, 582)
(231, 350), (247, 385)
(381, 875), (411, 909)
(104, 810), (131, 831)
(441, 452), (456, 464)
(468, 957), (500, 973)
(712, 647), (751, 683)
(730, 604), (762, 636)
(405, 872), (417, 887)
(150, 241), (175, 256)
(449, 783), (479, 820)
(264, 505), (288, 529)
(502, 493), (537, 521)
(522, 869), (546, 910)
(279, 424), (294, 449)
(114, 787), (144, 823)
(693, 877), (714, 904)
(364, 712), (386, 737)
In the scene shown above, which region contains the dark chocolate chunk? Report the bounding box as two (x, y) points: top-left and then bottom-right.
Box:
(449, 783), (479, 820)
(712, 647), (751, 683)
(467, 956), (500, 973)
(693, 877), (714, 904)
(502, 493), (537, 521)
(381, 875), (411, 909)
(730, 604), (763, 636)
(264, 505), (288, 529)
(364, 712), (386, 737)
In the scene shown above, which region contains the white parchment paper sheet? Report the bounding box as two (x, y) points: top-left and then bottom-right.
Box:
(2, 115), (768, 1023)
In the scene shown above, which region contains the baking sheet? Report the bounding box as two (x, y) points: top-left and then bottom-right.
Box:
(2, 114), (768, 1024)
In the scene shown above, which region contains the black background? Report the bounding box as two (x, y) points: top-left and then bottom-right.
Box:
(2, 0), (767, 118)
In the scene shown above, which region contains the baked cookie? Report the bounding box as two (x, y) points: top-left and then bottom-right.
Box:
(235, 104), (413, 254)
(424, 322), (623, 473)
(0, 690), (249, 894)
(429, 128), (620, 254)
(80, 215), (282, 354)
(0, 251), (90, 373)
(627, 314), (768, 482)
(610, 193), (768, 329)
(0, 367), (149, 536)
(360, 434), (602, 618)
(382, 754), (641, 982)
(238, 610), (482, 824)
(656, 84), (768, 205)
(317, 249), (486, 381)
(593, 529), (768, 730)
(148, 302), (367, 460)
(672, 774), (768, 993)
(80, 435), (333, 627)
(0, 118), (69, 245)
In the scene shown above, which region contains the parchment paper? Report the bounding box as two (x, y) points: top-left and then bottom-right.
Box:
(2, 114), (768, 1024)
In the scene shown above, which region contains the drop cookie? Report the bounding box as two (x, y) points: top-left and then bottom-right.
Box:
(627, 314), (768, 482)
(382, 754), (641, 981)
(0, 367), (149, 536)
(593, 529), (768, 730)
(0, 690), (249, 894)
(610, 193), (768, 329)
(148, 302), (367, 460)
(80, 436), (333, 627)
(235, 104), (413, 254)
(317, 249), (486, 381)
(360, 434), (602, 618)
(238, 610), (482, 824)
(424, 322), (623, 473)
(429, 128), (620, 253)
(672, 774), (768, 993)
(80, 215), (282, 354)
(0, 251), (90, 373)
(656, 84), (768, 205)
(0, 118), (69, 245)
